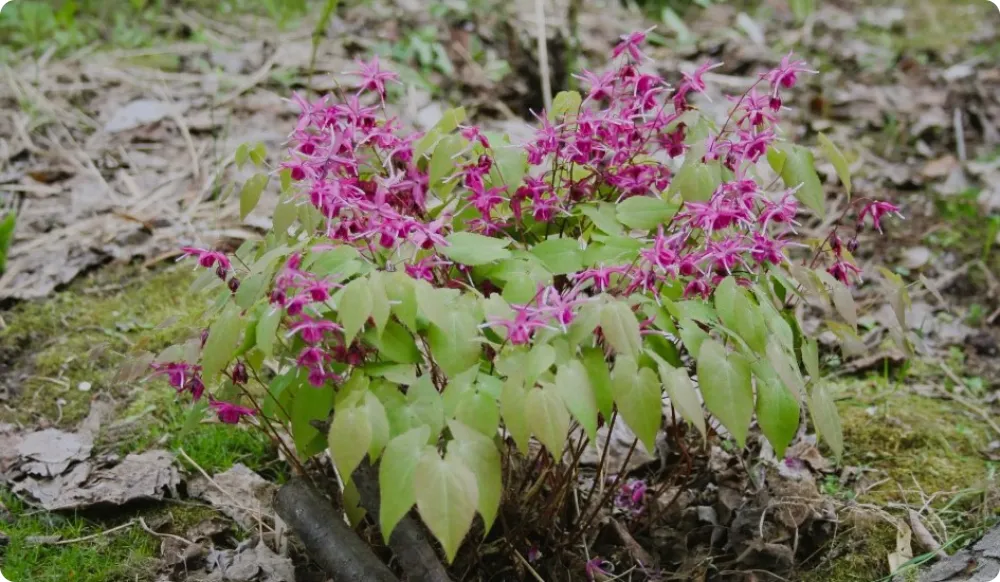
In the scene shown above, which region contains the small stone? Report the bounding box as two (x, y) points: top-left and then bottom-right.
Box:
(901, 246), (932, 270)
(78, 381), (92, 392)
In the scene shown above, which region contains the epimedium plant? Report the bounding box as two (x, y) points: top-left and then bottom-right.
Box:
(148, 30), (906, 563)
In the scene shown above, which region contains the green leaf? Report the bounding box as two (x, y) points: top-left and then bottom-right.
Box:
(568, 302), (601, 347)
(668, 160), (721, 203)
(530, 238), (584, 275)
(554, 359), (598, 441)
(292, 373), (335, 457)
(448, 421), (502, 533)
(414, 280), (456, 331)
(255, 306), (281, 359)
(0, 211), (15, 274)
(365, 392), (390, 461)
(582, 235), (642, 266)
(656, 360), (706, 439)
(407, 376), (446, 441)
(489, 144), (528, 193)
(368, 320), (422, 364)
(235, 272), (269, 309)
(202, 304), (243, 383)
(579, 203), (624, 236)
(414, 107), (467, 159)
(677, 318), (708, 359)
(526, 386), (570, 459)
(611, 357), (662, 452)
(524, 344), (556, 385)
(328, 403), (373, 480)
(369, 273), (391, 335)
(600, 299), (642, 359)
(714, 277), (767, 354)
(753, 360), (800, 458)
(817, 133), (852, 199)
(615, 196), (679, 231)
(429, 135), (464, 190)
(427, 310), (481, 377)
(501, 378), (531, 453)
(272, 195), (298, 234)
(441, 232), (512, 266)
(581, 347), (614, 418)
(809, 381), (844, 461)
(250, 142), (267, 166)
(549, 90), (582, 120)
(696, 340), (753, 447)
(766, 340), (806, 401)
(234, 143), (250, 168)
(385, 272), (418, 331)
(767, 144), (826, 218)
(802, 337), (819, 379)
(414, 447), (479, 563)
(239, 174), (269, 220)
(379, 425), (430, 540)
(455, 388), (500, 437)
(340, 277), (374, 344)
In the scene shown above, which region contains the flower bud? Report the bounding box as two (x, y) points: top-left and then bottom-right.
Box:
(232, 362), (248, 385)
(228, 277), (241, 293)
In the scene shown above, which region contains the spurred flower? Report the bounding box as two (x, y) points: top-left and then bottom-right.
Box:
(210, 400), (256, 425)
(858, 200), (902, 233)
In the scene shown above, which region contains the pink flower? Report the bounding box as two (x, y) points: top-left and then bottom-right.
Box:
(612, 27), (654, 62)
(828, 260), (863, 285)
(288, 316), (342, 344)
(485, 306), (550, 345)
(858, 200), (902, 233)
(349, 56), (399, 100)
(180, 247), (231, 271)
(585, 557), (613, 580)
(764, 52), (815, 95)
(210, 400), (256, 425)
(575, 69), (616, 102)
(150, 361), (195, 389)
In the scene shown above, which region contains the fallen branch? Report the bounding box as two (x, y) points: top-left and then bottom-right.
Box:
(274, 478), (399, 582)
(353, 462), (452, 582)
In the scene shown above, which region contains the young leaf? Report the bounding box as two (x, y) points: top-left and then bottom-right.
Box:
(753, 361), (800, 459)
(554, 359), (598, 441)
(340, 277), (374, 344)
(526, 386), (571, 459)
(581, 347), (614, 418)
(767, 144), (826, 218)
(501, 379), (531, 453)
(600, 300), (642, 359)
(379, 426), (430, 541)
(615, 196), (679, 231)
(448, 421), (502, 533)
(530, 238), (584, 275)
(656, 360), (706, 439)
(414, 447), (479, 563)
(239, 174), (269, 220)
(696, 340), (753, 448)
(817, 133), (852, 199)
(611, 356), (662, 452)
(202, 304), (243, 383)
(808, 381), (844, 461)
(441, 232), (512, 266)
(328, 404), (373, 481)
(549, 90), (582, 121)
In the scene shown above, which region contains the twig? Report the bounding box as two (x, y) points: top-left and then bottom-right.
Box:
(533, 0), (553, 112)
(138, 517), (197, 547)
(513, 549), (547, 582)
(51, 520), (137, 545)
(937, 362), (1000, 438)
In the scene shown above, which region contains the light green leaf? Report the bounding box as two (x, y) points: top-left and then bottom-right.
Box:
(501, 378), (531, 453)
(531, 238), (584, 275)
(239, 174), (269, 220)
(441, 232), (512, 266)
(579, 203), (624, 236)
(714, 277), (767, 354)
(615, 196), (679, 231)
(554, 359), (598, 441)
(581, 347), (613, 418)
(328, 404), (372, 480)
(414, 107), (466, 159)
(427, 310), (481, 377)
(767, 144), (826, 218)
(817, 133), (852, 199)
(657, 360), (706, 439)
(526, 386), (570, 459)
(549, 90), (582, 120)
(340, 277), (374, 345)
(255, 306), (282, 359)
(414, 447), (479, 563)
(489, 144), (528, 192)
(448, 421), (502, 533)
(364, 392), (390, 462)
(369, 273), (391, 335)
(414, 280), (456, 331)
(379, 426), (430, 541)
(766, 340), (805, 401)
(368, 320), (422, 364)
(600, 299), (642, 359)
(235, 272), (269, 309)
(524, 344), (556, 385)
(292, 373), (334, 457)
(668, 160), (721, 203)
(611, 356), (662, 452)
(568, 302), (601, 347)
(696, 340), (753, 447)
(202, 304), (243, 383)
(678, 318), (708, 359)
(455, 388), (500, 437)
(802, 337), (820, 380)
(234, 143), (250, 168)
(809, 381), (844, 461)
(429, 135), (464, 191)
(753, 360), (800, 458)
(250, 142), (267, 166)
(385, 272), (418, 331)
(407, 376), (446, 441)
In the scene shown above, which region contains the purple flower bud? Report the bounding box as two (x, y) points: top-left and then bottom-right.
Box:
(228, 277), (241, 293)
(216, 265), (228, 281)
(232, 362), (248, 385)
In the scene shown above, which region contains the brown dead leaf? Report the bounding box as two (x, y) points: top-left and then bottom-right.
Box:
(188, 464), (276, 530)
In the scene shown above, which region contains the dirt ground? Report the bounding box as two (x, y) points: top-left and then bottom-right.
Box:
(1, 0), (999, 580)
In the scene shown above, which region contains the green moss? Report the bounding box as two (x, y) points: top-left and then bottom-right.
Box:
(0, 264), (206, 426)
(803, 520), (899, 582)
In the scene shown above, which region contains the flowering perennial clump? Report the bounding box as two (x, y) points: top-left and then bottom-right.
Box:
(150, 30), (902, 565)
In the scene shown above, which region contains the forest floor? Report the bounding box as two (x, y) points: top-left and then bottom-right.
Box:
(1, 0), (1000, 580)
